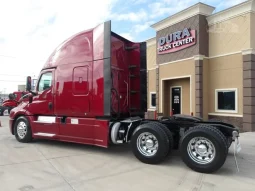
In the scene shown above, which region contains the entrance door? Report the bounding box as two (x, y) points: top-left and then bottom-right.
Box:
(171, 87), (181, 114)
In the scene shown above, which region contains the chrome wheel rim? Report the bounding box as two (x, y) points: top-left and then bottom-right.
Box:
(17, 121), (27, 139)
(137, 132), (158, 157)
(187, 137), (216, 164)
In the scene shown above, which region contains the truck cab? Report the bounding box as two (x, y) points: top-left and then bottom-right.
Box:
(9, 20), (147, 147)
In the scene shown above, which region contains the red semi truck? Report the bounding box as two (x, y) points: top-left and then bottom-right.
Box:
(9, 20), (241, 173)
(0, 91), (28, 115)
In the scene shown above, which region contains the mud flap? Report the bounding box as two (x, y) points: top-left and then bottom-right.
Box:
(234, 137), (241, 154)
(233, 136), (241, 172)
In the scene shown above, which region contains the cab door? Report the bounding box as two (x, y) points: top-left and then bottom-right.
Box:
(28, 69), (58, 136)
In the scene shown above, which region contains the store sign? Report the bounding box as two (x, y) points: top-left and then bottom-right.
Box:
(157, 28), (196, 54)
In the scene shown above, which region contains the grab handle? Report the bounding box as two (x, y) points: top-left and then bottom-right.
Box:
(124, 81), (128, 106)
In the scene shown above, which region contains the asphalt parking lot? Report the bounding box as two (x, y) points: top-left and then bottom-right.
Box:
(0, 116), (255, 191)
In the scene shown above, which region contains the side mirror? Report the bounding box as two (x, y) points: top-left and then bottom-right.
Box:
(26, 76), (32, 91)
(28, 94), (33, 103)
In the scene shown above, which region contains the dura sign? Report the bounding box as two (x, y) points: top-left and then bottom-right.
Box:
(157, 28), (196, 54)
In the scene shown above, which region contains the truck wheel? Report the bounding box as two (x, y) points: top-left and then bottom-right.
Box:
(14, 116), (33, 143)
(149, 122), (174, 156)
(180, 125), (228, 173)
(131, 123), (169, 164)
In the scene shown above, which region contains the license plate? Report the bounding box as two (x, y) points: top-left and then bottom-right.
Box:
(234, 137), (241, 154)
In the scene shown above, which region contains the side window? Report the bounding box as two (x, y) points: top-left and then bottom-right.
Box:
(215, 88), (237, 113)
(38, 72), (53, 92)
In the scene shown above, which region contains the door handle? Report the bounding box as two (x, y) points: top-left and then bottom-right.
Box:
(48, 102), (53, 110)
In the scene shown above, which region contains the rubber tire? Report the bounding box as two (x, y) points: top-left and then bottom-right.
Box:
(226, 136), (233, 148)
(180, 124), (228, 173)
(148, 122), (174, 156)
(131, 123), (170, 164)
(14, 116), (33, 143)
(209, 119), (232, 149)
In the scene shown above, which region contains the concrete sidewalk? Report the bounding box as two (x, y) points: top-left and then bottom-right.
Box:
(0, 116), (255, 191)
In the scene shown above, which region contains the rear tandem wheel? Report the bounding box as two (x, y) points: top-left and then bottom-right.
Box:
(180, 125), (228, 173)
(131, 122), (170, 164)
(144, 121), (174, 156)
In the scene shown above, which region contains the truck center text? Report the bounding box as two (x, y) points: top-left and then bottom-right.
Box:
(158, 37), (194, 52)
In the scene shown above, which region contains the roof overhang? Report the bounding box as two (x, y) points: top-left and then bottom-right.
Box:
(151, 2), (215, 31)
(207, 0), (255, 26)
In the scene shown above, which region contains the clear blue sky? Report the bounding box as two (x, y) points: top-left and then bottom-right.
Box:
(0, 0), (247, 93)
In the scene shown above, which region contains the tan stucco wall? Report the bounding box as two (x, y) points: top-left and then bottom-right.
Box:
(251, 12), (255, 49)
(208, 13), (251, 57)
(207, 53), (243, 115)
(147, 69), (156, 109)
(147, 44), (156, 70)
(159, 59), (195, 114)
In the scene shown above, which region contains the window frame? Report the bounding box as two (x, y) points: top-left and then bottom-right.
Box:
(150, 92), (156, 109)
(215, 88), (238, 113)
(37, 71), (53, 93)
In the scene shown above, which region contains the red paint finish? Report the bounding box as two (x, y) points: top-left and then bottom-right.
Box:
(93, 22), (104, 60)
(127, 42), (142, 111)
(111, 36), (129, 114)
(91, 60), (104, 116)
(54, 62), (93, 117)
(2, 100), (18, 107)
(57, 118), (109, 147)
(9, 20), (144, 148)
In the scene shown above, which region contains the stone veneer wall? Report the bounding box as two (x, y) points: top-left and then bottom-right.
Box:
(243, 52), (255, 132)
(195, 59), (203, 118)
(156, 67), (159, 111)
(208, 115), (243, 131)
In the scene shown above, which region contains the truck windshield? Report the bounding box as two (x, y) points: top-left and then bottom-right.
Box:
(38, 72), (53, 92)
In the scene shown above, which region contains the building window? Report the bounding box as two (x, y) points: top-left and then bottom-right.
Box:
(150, 92), (156, 108)
(215, 88), (237, 113)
